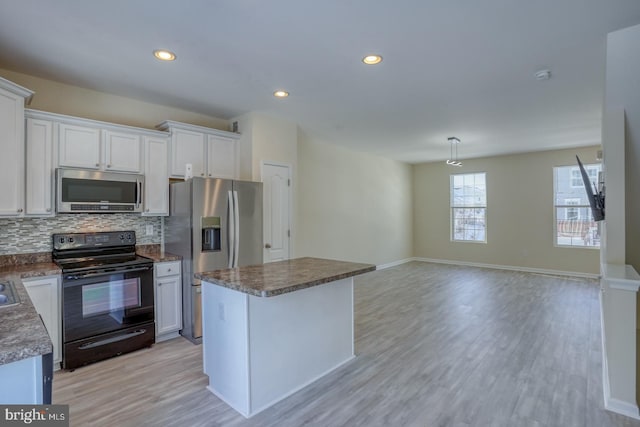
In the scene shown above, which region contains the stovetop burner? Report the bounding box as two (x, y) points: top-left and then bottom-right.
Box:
(52, 230), (153, 273)
(55, 254), (153, 273)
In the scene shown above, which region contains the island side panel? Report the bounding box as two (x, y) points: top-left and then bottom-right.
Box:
(247, 277), (355, 415)
(0, 355), (44, 404)
(202, 281), (251, 416)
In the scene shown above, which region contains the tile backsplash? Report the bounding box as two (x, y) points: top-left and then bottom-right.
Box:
(0, 214), (162, 254)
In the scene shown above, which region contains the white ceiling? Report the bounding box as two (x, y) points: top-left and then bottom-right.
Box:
(1, 0), (639, 163)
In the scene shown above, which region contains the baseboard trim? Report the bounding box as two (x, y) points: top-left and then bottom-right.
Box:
(605, 396), (640, 420)
(413, 257), (600, 279)
(376, 258), (414, 270)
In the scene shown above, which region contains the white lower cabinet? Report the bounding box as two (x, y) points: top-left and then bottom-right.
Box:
(22, 275), (61, 367)
(154, 261), (182, 341)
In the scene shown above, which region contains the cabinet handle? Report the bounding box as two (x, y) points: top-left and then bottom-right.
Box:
(201, 173), (204, 176)
(265, 243), (271, 249)
(107, 164), (112, 168)
(17, 208), (23, 213)
(158, 282), (162, 286)
(95, 163), (100, 167)
(146, 208), (150, 212)
(46, 208), (51, 212)
(167, 268), (172, 272)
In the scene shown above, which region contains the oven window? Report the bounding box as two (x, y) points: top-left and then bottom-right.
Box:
(62, 178), (136, 203)
(82, 278), (141, 318)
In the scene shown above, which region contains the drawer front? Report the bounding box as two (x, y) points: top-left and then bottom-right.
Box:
(155, 261), (181, 278)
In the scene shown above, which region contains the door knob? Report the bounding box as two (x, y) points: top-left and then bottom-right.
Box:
(265, 243), (272, 249)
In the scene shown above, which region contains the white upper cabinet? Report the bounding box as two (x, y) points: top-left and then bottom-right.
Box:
(0, 77), (33, 217)
(207, 135), (237, 179)
(157, 120), (239, 179)
(57, 118), (143, 173)
(103, 130), (142, 173)
(24, 109), (171, 216)
(25, 116), (55, 216)
(169, 127), (206, 178)
(58, 123), (101, 169)
(143, 136), (169, 216)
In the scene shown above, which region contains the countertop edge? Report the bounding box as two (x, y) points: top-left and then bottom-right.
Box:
(0, 266), (58, 366)
(196, 260), (376, 297)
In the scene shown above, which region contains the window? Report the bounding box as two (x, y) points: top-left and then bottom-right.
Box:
(564, 198), (581, 220)
(554, 164), (601, 247)
(570, 166), (599, 188)
(451, 172), (486, 242)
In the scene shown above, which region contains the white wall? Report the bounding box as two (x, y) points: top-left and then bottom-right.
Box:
(230, 112), (298, 182)
(296, 132), (413, 266)
(604, 24), (640, 271)
(601, 22), (640, 414)
(0, 68), (229, 131)
(413, 146), (602, 275)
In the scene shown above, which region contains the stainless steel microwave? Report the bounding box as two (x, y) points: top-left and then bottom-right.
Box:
(56, 168), (144, 213)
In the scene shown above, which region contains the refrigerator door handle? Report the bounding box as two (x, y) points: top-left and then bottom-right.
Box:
(233, 190), (240, 268)
(227, 190), (235, 268)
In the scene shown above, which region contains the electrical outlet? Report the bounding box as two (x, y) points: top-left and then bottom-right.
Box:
(146, 225), (154, 236)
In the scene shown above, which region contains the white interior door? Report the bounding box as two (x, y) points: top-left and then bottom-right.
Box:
(262, 163), (291, 263)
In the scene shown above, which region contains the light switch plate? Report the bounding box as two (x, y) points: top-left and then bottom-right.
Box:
(146, 225), (154, 236)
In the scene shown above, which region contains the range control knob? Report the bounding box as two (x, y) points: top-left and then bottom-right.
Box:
(68, 237), (74, 243)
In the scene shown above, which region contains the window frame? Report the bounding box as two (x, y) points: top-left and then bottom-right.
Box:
(553, 163), (601, 249)
(450, 172), (487, 244)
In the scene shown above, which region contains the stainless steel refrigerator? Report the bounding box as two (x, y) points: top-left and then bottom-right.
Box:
(165, 177), (263, 343)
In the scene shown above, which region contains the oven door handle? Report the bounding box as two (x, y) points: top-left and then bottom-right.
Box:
(78, 328), (148, 350)
(64, 265), (152, 281)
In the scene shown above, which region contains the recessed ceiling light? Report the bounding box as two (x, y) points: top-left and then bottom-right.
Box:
(273, 90), (289, 98)
(153, 49), (176, 61)
(362, 54), (383, 65)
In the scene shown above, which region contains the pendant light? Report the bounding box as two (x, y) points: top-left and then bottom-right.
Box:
(446, 137), (462, 167)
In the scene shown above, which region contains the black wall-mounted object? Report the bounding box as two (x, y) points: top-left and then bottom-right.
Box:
(576, 155), (605, 221)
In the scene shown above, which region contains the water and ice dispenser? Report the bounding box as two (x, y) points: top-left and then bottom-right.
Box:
(201, 217), (221, 251)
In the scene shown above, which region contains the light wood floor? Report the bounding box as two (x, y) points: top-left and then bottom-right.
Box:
(54, 262), (640, 427)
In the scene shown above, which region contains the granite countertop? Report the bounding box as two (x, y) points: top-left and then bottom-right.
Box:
(136, 244), (181, 262)
(195, 257), (376, 297)
(0, 262), (59, 366)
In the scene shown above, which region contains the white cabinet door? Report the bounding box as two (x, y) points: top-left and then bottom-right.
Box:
(143, 136), (169, 216)
(22, 276), (61, 366)
(155, 261), (182, 340)
(207, 135), (237, 179)
(0, 86), (25, 217)
(156, 275), (182, 337)
(169, 128), (206, 178)
(26, 118), (55, 216)
(103, 130), (142, 173)
(58, 123), (101, 169)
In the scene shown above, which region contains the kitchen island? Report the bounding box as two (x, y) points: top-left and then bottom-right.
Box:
(195, 257), (375, 418)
